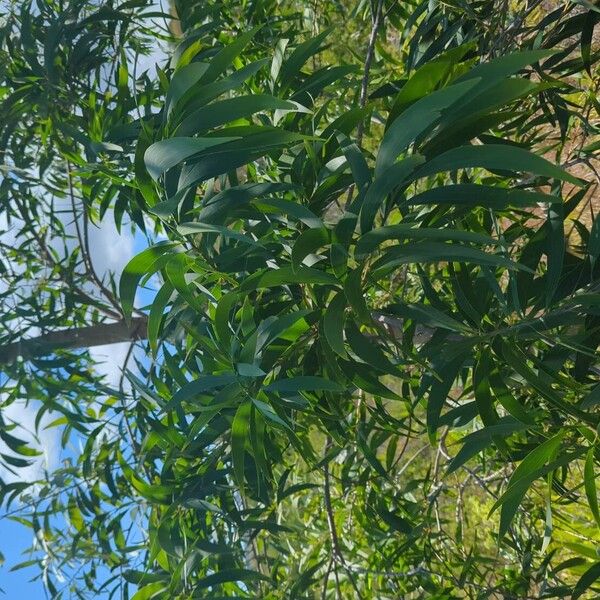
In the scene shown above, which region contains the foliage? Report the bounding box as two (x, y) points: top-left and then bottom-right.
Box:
(0, 0), (600, 598)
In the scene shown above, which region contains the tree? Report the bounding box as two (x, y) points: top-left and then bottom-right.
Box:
(1, 0), (600, 598)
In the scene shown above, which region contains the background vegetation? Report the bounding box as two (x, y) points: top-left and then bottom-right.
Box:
(0, 0), (599, 597)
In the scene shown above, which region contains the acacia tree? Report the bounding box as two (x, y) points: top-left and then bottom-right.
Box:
(1, 0), (600, 598)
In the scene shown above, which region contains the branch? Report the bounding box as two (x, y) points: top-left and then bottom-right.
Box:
(0, 311), (450, 366)
(355, 0), (385, 147)
(0, 317), (148, 364)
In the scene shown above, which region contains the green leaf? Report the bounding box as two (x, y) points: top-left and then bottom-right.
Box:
(381, 302), (469, 334)
(585, 448), (600, 530)
(164, 375), (238, 412)
(0, 430), (42, 457)
(344, 268), (372, 324)
(371, 242), (528, 278)
(291, 227), (330, 271)
(426, 352), (469, 440)
(473, 349), (499, 426)
(455, 49), (556, 87)
(488, 367), (535, 425)
(265, 376), (344, 393)
(119, 454), (173, 504)
(323, 291), (347, 356)
(279, 29), (330, 88)
(387, 43), (476, 122)
(199, 26), (263, 85)
(177, 129), (307, 189)
(231, 401), (251, 489)
(165, 62), (209, 115)
(177, 222), (261, 246)
(214, 292), (240, 350)
(588, 213), (600, 268)
(377, 80), (479, 175)
(337, 132), (371, 191)
(573, 561), (600, 599)
(194, 568), (270, 591)
(359, 155), (425, 233)
(240, 266), (338, 291)
(447, 419), (527, 474)
(346, 321), (397, 375)
(148, 282), (174, 355)
(132, 582), (167, 600)
(413, 144), (582, 186)
(144, 137), (238, 180)
(407, 184), (561, 208)
(176, 95), (299, 137)
(545, 201), (565, 306)
(357, 427), (388, 478)
(198, 182), (300, 223)
(356, 224), (499, 259)
(120, 242), (178, 321)
(492, 433), (564, 537)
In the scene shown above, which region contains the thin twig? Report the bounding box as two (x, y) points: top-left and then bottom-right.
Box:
(322, 437), (365, 600)
(66, 160), (124, 317)
(356, 0), (385, 148)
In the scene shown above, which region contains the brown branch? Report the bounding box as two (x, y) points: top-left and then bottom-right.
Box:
(0, 317), (148, 364)
(0, 311), (451, 366)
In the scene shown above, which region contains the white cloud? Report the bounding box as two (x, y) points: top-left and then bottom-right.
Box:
(89, 341), (133, 389)
(87, 211), (135, 283)
(0, 399), (61, 484)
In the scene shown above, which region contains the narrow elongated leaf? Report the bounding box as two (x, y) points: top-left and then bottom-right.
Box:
(176, 95), (298, 137)
(265, 376), (344, 393)
(585, 448), (600, 529)
(371, 242), (528, 278)
(573, 561), (600, 599)
(356, 224), (498, 259)
(455, 49), (555, 87)
(323, 291), (347, 356)
(279, 30), (330, 87)
(407, 184), (561, 208)
(493, 433), (564, 537)
(144, 137), (237, 180)
(291, 227), (330, 271)
(199, 26), (262, 85)
(359, 155), (425, 233)
(165, 375), (238, 411)
(427, 352), (469, 439)
(413, 144), (582, 186)
(447, 419), (527, 474)
(178, 222), (260, 246)
(120, 242), (178, 320)
(232, 402), (251, 488)
(194, 568), (269, 591)
(377, 80), (479, 175)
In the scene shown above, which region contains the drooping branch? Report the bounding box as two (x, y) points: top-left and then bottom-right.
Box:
(0, 317), (148, 364)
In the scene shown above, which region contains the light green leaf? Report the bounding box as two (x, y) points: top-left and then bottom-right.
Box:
(232, 401), (251, 489)
(120, 242), (178, 321)
(585, 448), (600, 530)
(492, 432), (564, 537)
